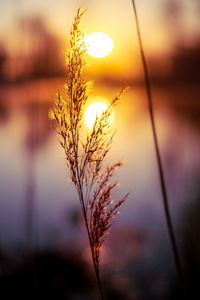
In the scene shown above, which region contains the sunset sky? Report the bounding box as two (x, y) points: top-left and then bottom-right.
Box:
(1, 0), (199, 52)
(0, 0), (199, 80)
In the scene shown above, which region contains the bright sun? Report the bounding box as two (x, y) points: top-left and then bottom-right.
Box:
(85, 32), (114, 58)
(84, 102), (113, 130)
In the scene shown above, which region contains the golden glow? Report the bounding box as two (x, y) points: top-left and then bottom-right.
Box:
(85, 32), (114, 58)
(84, 102), (113, 129)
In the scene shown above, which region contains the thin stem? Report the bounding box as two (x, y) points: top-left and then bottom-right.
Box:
(131, 0), (185, 293)
(73, 135), (104, 298)
(78, 186), (104, 300)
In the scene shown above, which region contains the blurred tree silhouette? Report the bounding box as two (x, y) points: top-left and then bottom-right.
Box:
(0, 44), (7, 82)
(22, 16), (64, 79)
(179, 178), (200, 299)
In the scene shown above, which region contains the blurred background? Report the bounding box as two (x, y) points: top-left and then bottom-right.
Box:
(0, 0), (200, 299)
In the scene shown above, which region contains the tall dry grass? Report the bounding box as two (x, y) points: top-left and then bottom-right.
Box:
(131, 0), (185, 297)
(50, 9), (128, 299)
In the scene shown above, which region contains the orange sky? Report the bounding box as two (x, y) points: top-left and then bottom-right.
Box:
(0, 0), (199, 80)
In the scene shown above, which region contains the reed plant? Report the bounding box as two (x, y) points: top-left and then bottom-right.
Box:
(131, 0), (185, 296)
(50, 9), (128, 299)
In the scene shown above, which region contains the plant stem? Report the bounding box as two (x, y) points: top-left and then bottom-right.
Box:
(78, 184), (104, 300)
(83, 204), (104, 300)
(72, 121), (104, 299)
(131, 0), (185, 293)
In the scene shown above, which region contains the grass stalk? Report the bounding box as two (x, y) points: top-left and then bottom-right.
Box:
(131, 0), (185, 293)
(50, 9), (128, 300)
(77, 181), (104, 299)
